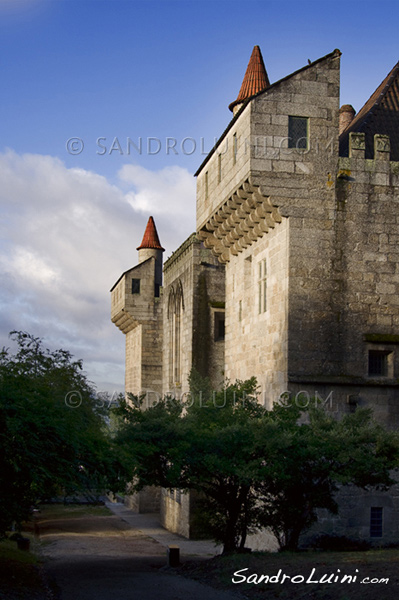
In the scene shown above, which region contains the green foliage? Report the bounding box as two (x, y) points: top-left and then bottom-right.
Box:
(258, 404), (399, 550)
(0, 331), (119, 535)
(114, 373), (276, 552)
(111, 374), (399, 553)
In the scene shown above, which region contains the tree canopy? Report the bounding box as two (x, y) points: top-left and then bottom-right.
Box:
(113, 371), (399, 553)
(0, 331), (119, 535)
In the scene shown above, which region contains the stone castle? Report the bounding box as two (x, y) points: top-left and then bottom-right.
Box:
(111, 46), (399, 546)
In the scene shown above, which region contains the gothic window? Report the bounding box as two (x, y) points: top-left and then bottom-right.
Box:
(132, 278), (140, 294)
(288, 116), (308, 149)
(370, 507), (383, 537)
(168, 281), (184, 386)
(258, 259), (267, 313)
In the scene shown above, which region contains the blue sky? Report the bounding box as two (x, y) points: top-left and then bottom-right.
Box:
(1, 0), (398, 393)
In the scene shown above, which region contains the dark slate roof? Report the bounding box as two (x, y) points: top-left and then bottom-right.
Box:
(339, 60), (399, 160)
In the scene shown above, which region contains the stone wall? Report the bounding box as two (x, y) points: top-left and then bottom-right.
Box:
(195, 49), (399, 546)
(160, 489), (191, 538)
(163, 235), (225, 395)
(163, 235), (197, 396)
(125, 325), (142, 394)
(111, 257), (163, 397)
(197, 50), (341, 404)
(224, 218), (289, 404)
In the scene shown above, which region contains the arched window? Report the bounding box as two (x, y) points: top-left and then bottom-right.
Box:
(167, 280), (184, 387)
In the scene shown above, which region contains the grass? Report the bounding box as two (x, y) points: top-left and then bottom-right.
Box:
(36, 503), (111, 520)
(180, 548), (399, 600)
(0, 504), (112, 600)
(0, 537), (47, 600)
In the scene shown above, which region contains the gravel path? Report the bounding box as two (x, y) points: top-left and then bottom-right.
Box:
(37, 507), (241, 600)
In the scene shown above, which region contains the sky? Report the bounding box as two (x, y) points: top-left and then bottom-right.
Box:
(1, 0), (398, 394)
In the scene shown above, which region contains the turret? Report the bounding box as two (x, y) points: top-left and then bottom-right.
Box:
(137, 216), (164, 293)
(228, 45), (270, 115)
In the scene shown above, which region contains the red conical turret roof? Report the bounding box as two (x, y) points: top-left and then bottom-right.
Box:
(229, 45), (270, 112)
(137, 216), (164, 251)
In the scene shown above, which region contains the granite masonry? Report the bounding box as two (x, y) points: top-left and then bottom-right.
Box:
(112, 46), (399, 545)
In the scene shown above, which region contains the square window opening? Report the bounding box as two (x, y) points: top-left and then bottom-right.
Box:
(368, 350), (391, 377)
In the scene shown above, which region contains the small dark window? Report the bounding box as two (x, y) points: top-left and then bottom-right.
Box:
(368, 350), (389, 376)
(132, 278), (140, 294)
(288, 116), (308, 149)
(154, 283), (160, 298)
(214, 312), (225, 341)
(370, 507), (383, 537)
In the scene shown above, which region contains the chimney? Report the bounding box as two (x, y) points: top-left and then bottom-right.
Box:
(339, 104), (356, 135)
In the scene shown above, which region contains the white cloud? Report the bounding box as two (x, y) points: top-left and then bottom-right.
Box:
(119, 164), (195, 219)
(0, 150), (196, 391)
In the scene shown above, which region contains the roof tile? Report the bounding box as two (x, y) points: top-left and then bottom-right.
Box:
(229, 45), (270, 112)
(137, 216), (164, 251)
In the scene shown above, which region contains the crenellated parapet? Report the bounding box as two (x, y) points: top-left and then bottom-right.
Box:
(339, 132), (399, 186)
(349, 132), (391, 161)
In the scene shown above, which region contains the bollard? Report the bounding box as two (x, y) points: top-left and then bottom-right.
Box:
(17, 537), (30, 551)
(167, 544), (180, 567)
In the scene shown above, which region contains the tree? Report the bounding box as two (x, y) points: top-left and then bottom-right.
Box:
(0, 331), (119, 535)
(257, 402), (399, 550)
(112, 373), (399, 553)
(114, 374), (283, 553)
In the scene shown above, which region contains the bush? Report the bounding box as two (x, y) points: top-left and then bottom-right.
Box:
(311, 534), (371, 552)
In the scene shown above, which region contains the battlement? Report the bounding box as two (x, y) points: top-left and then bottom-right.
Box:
(164, 233), (197, 272)
(347, 132), (395, 162)
(338, 132), (399, 189)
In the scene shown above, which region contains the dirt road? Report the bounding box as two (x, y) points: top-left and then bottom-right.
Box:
(37, 506), (241, 600)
